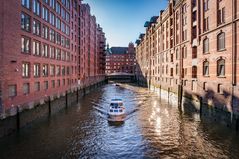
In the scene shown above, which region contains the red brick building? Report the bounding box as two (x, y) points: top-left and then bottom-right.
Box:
(0, 0), (106, 117)
(78, 3), (106, 88)
(136, 0), (239, 118)
(106, 43), (136, 74)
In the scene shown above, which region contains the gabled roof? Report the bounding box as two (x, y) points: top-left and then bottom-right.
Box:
(144, 21), (150, 27)
(110, 47), (128, 55)
(139, 33), (145, 39)
(135, 39), (141, 45)
(150, 16), (159, 23)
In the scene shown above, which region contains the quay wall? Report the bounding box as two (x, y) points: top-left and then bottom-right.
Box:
(149, 84), (239, 131)
(0, 80), (105, 138)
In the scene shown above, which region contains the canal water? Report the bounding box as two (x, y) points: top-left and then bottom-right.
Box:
(0, 84), (239, 159)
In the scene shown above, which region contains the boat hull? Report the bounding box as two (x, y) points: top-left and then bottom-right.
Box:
(108, 114), (126, 122)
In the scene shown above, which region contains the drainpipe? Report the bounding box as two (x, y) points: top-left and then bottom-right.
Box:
(231, 0), (237, 124)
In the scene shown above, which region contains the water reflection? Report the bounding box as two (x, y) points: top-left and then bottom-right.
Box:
(0, 84), (238, 159)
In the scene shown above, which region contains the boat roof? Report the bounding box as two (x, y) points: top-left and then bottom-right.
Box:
(110, 99), (123, 103)
(111, 99), (122, 101)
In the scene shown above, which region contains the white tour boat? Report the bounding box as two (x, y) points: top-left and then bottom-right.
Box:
(108, 99), (126, 122)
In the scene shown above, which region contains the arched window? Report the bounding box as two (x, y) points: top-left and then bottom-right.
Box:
(203, 61), (209, 76)
(176, 63), (178, 75)
(217, 32), (225, 51)
(217, 59), (225, 76)
(182, 46), (187, 58)
(203, 38), (209, 53)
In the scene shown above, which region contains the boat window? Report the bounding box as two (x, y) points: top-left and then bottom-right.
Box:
(111, 103), (119, 107)
(119, 103), (123, 106)
(114, 110), (118, 112)
(119, 110), (123, 112)
(110, 109), (113, 112)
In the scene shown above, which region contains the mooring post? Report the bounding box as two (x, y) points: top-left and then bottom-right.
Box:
(48, 96), (51, 116)
(199, 97), (203, 117)
(178, 84), (183, 110)
(77, 87), (79, 103)
(65, 91), (68, 109)
(83, 88), (86, 96)
(168, 87), (170, 105)
(16, 106), (20, 131)
(160, 85), (161, 102)
(236, 118), (239, 131)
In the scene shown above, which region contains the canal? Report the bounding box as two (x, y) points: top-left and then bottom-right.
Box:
(0, 84), (239, 158)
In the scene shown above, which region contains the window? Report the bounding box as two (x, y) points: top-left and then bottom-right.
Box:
(62, 66), (65, 76)
(61, 50), (66, 61)
(42, 64), (48, 77)
(203, 61), (209, 76)
(217, 59), (225, 76)
(57, 79), (60, 87)
(8, 85), (17, 97)
(44, 81), (48, 90)
(33, 63), (40, 77)
(50, 0), (55, 9)
(61, 21), (65, 33)
(61, 36), (65, 47)
(63, 79), (65, 85)
(182, 46), (187, 59)
(21, 37), (30, 53)
(56, 17), (61, 30)
(56, 65), (61, 76)
(182, 4), (187, 14)
(204, 0), (209, 11)
(43, 0), (49, 4)
(66, 12), (70, 23)
(33, 41), (40, 56)
(22, 62), (30, 78)
(203, 17), (209, 32)
(183, 16), (187, 26)
(50, 12), (55, 26)
(217, 32), (225, 51)
(56, 48), (61, 60)
(176, 64), (178, 75)
(23, 83), (30, 95)
(52, 80), (55, 88)
(218, 7), (225, 25)
(56, 2), (61, 15)
(34, 82), (40, 92)
(42, 6), (49, 22)
(50, 65), (55, 76)
(170, 68), (173, 76)
(61, 8), (66, 20)
(203, 38), (209, 53)
(50, 29), (55, 42)
(21, 0), (30, 9)
(182, 29), (187, 41)
(42, 25), (48, 39)
(49, 46), (55, 58)
(33, 20), (41, 35)
(218, 84), (223, 94)
(66, 0), (70, 10)
(42, 44), (48, 57)
(33, 0), (41, 16)
(21, 13), (30, 32)
(192, 66), (197, 78)
(56, 32), (61, 44)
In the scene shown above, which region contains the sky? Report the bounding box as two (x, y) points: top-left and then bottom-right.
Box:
(83, 0), (168, 47)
